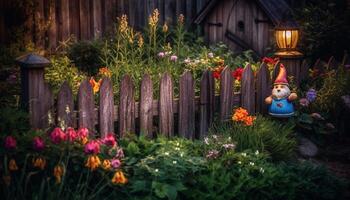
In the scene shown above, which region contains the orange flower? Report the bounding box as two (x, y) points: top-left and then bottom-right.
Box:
(89, 77), (102, 94)
(9, 159), (18, 171)
(32, 157), (46, 170)
(102, 159), (112, 171)
(232, 107), (249, 122)
(98, 67), (112, 77)
(244, 116), (256, 126)
(112, 171), (128, 184)
(80, 136), (89, 145)
(85, 155), (101, 171)
(53, 164), (64, 184)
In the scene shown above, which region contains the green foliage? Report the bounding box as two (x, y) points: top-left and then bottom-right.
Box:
(0, 107), (29, 135)
(44, 56), (86, 94)
(209, 116), (297, 161)
(67, 40), (103, 75)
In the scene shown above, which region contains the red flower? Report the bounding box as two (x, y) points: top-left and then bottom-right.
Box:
(4, 136), (17, 150)
(66, 127), (77, 142)
(84, 140), (101, 155)
(232, 68), (244, 80)
(33, 136), (45, 151)
(212, 66), (224, 79)
(50, 128), (66, 144)
(77, 127), (89, 139)
(262, 57), (279, 65)
(102, 133), (117, 147)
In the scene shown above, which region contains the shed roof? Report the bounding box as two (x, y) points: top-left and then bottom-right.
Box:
(193, 0), (297, 27)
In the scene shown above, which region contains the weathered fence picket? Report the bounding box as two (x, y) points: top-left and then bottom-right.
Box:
(159, 73), (174, 137)
(179, 71), (195, 139)
(99, 78), (114, 137)
(241, 64), (255, 114)
(220, 67), (233, 121)
(139, 74), (153, 138)
(57, 82), (74, 127)
(199, 70), (215, 138)
(78, 79), (95, 132)
(119, 75), (135, 137)
(256, 63), (270, 114)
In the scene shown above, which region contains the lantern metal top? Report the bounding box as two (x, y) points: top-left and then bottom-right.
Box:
(16, 53), (50, 68)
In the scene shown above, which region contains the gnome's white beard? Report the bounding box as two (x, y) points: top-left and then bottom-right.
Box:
(272, 85), (291, 100)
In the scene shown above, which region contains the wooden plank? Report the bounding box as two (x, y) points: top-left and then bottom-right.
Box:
(78, 79), (95, 132)
(57, 81), (75, 128)
(104, 0), (116, 33)
(40, 83), (54, 129)
(69, 0), (80, 40)
(313, 58), (324, 74)
(199, 70), (215, 138)
(48, 1), (57, 50)
(179, 71), (195, 139)
(241, 63), (255, 114)
(99, 77), (114, 137)
(299, 59), (309, 82)
(34, 0), (45, 48)
(60, 0), (70, 40)
(92, 0), (102, 38)
(139, 74), (153, 138)
(119, 75), (135, 137)
(220, 67), (233, 121)
(159, 72), (174, 137)
(272, 61), (280, 83)
(256, 63), (270, 114)
(79, 0), (91, 40)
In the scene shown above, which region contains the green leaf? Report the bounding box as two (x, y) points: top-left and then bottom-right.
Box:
(131, 180), (148, 192)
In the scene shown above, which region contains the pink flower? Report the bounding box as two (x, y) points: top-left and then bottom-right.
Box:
(116, 148), (124, 158)
(33, 136), (45, 151)
(170, 55), (178, 62)
(66, 127), (77, 142)
(77, 127), (89, 139)
(299, 98), (310, 107)
(102, 133), (116, 147)
(50, 128), (66, 144)
(158, 52), (165, 58)
(84, 140), (100, 154)
(4, 136), (17, 150)
(111, 159), (121, 168)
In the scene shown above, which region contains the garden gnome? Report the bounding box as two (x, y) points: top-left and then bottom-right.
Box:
(265, 64), (297, 117)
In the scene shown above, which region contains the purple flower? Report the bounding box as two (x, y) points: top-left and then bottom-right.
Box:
(116, 148), (124, 158)
(223, 143), (236, 150)
(170, 55), (178, 62)
(33, 136), (45, 151)
(111, 159), (121, 168)
(299, 98), (310, 107)
(208, 52), (214, 58)
(158, 52), (165, 58)
(306, 89), (317, 102)
(4, 136), (17, 150)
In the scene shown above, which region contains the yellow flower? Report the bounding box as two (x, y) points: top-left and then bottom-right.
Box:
(137, 34), (144, 48)
(89, 77), (102, 94)
(32, 157), (46, 170)
(53, 165), (64, 184)
(98, 67), (112, 77)
(9, 159), (18, 171)
(148, 9), (159, 27)
(118, 14), (128, 33)
(112, 171), (128, 184)
(85, 155), (101, 171)
(102, 159), (112, 171)
(162, 22), (168, 33)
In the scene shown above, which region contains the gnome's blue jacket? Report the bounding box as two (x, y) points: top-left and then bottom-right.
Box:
(268, 97), (294, 117)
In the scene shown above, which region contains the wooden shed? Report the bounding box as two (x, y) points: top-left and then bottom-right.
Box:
(194, 0), (296, 56)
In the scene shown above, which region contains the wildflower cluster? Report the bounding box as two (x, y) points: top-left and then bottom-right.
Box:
(232, 107), (256, 126)
(203, 134), (236, 160)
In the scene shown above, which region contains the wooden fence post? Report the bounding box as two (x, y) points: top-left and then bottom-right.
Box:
(241, 64), (255, 114)
(220, 67), (233, 121)
(159, 73), (174, 137)
(139, 74), (153, 138)
(78, 79), (95, 133)
(99, 77), (114, 137)
(256, 63), (270, 114)
(199, 70), (215, 138)
(179, 71), (195, 139)
(119, 75), (135, 137)
(16, 53), (51, 129)
(57, 81), (75, 128)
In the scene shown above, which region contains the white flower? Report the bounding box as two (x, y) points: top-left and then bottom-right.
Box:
(204, 137), (209, 145)
(241, 153), (247, 157)
(164, 152), (169, 156)
(259, 167), (264, 173)
(173, 160), (177, 164)
(180, 153), (184, 157)
(255, 150), (259, 155)
(184, 58), (191, 64)
(249, 162), (254, 166)
(175, 147), (180, 151)
(228, 137), (231, 141)
(155, 168), (159, 172)
(176, 142), (180, 146)
(238, 161), (242, 164)
(208, 52), (214, 58)
(223, 143), (236, 150)
(212, 135), (218, 140)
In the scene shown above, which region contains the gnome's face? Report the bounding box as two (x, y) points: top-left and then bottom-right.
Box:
(272, 84), (290, 99)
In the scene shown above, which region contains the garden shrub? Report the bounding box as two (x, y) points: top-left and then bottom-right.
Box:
(0, 107), (29, 135)
(67, 40), (103, 75)
(209, 115), (297, 161)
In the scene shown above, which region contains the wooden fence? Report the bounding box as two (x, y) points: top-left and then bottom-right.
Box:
(22, 58), (314, 139)
(0, 0), (209, 48)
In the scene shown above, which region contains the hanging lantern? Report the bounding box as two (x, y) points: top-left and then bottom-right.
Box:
(275, 25), (302, 57)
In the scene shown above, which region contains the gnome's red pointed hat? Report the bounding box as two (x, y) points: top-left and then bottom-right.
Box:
(274, 64), (288, 85)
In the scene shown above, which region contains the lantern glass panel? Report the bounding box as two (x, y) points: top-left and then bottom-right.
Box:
(275, 29), (299, 50)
